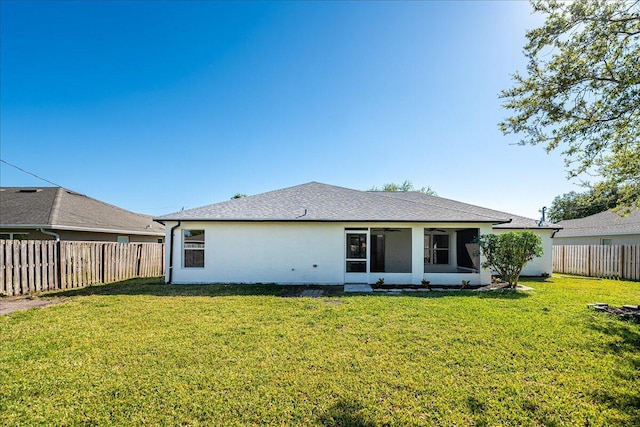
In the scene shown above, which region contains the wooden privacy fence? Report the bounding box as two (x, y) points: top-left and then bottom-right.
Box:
(553, 244), (640, 281)
(0, 240), (165, 296)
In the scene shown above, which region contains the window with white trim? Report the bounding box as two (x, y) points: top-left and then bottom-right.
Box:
(183, 230), (205, 268)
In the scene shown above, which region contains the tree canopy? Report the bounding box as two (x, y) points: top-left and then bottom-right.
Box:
(547, 186), (621, 223)
(369, 180), (436, 195)
(500, 0), (640, 210)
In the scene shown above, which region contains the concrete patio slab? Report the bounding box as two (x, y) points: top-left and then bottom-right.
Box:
(344, 284), (373, 293)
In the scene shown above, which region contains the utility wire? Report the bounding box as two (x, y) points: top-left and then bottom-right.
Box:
(0, 158), (64, 187)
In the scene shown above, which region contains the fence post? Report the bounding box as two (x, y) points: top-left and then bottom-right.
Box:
(0, 241), (5, 296)
(56, 240), (63, 290)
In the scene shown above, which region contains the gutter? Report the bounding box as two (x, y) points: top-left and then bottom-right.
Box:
(39, 228), (60, 242)
(551, 227), (563, 238)
(167, 221), (181, 284)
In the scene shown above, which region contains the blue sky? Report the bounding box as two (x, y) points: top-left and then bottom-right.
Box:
(1, 1), (582, 219)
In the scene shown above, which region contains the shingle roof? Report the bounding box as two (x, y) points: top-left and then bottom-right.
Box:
(0, 187), (165, 236)
(155, 182), (558, 229)
(555, 209), (640, 237)
(374, 191), (559, 229)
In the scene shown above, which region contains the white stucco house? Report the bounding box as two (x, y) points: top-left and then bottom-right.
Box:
(154, 182), (558, 286)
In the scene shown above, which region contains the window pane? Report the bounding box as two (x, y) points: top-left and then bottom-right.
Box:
(346, 234), (366, 259)
(184, 229), (204, 238)
(185, 250), (204, 268)
(184, 230), (205, 268)
(425, 231), (451, 269)
(433, 235), (449, 249)
(346, 261), (367, 272)
(434, 249), (449, 264)
(184, 230), (205, 249)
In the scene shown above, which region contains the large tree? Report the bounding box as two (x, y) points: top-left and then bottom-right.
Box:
(369, 180), (436, 195)
(547, 185), (620, 223)
(500, 0), (640, 210)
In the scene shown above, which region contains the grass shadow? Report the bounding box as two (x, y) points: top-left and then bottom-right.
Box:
(45, 279), (344, 298)
(317, 398), (376, 427)
(389, 289), (531, 300)
(44, 278), (532, 300)
(585, 315), (640, 424)
(45, 278), (531, 300)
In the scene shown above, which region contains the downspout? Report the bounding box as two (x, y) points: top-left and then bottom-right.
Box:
(167, 221), (181, 284)
(39, 228), (60, 242)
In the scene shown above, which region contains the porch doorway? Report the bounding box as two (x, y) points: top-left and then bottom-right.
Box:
(370, 228), (412, 273)
(345, 230), (368, 283)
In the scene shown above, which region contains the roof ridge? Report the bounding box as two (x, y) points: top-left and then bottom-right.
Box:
(49, 187), (64, 226)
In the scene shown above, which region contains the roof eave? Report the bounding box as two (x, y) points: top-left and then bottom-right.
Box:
(555, 230), (639, 238)
(152, 217), (506, 223)
(0, 224), (164, 236)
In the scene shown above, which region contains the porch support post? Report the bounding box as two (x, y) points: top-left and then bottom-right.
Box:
(411, 226), (424, 285)
(478, 224), (493, 285)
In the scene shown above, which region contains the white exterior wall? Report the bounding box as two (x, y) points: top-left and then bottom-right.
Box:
(166, 221), (345, 284)
(163, 221), (549, 285)
(493, 228), (555, 276)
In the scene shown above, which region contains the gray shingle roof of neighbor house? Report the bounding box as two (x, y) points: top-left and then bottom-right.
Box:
(0, 187), (165, 236)
(554, 209), (640, 237)
(155, 182), (559, 229)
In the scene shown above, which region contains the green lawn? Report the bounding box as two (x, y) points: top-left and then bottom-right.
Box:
(1, 276), (639, 426)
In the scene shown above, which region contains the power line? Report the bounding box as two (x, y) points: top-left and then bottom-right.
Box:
(0, 158), (63, 187)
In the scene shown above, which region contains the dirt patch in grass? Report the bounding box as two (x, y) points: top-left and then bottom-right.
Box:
(0, 296), (64, 315)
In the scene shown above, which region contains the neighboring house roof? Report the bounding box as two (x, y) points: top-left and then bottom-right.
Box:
(155, 182), (558, 229)
(554, 209), (640, 238)
(0, 187), (165, 236)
